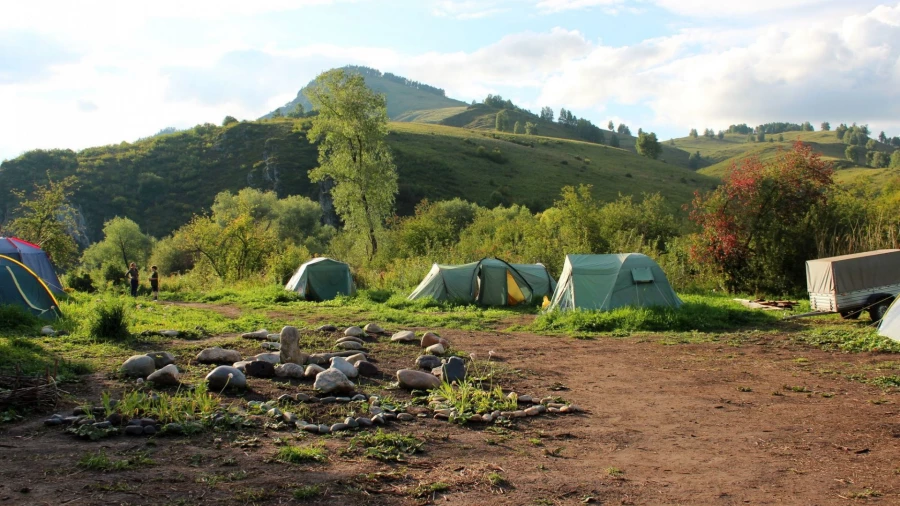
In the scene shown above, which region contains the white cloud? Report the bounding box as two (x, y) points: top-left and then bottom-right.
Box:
(431, 0), (514, 18)
(535, 0), (624, 14)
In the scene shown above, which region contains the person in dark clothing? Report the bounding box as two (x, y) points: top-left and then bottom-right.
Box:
(149, 265), (160, 301)
(126, 262), (139, 297)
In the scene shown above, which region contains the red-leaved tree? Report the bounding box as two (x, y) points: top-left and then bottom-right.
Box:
(689, 142), (834, 294)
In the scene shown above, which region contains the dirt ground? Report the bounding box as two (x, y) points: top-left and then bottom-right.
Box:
(1, 321), (898, 505)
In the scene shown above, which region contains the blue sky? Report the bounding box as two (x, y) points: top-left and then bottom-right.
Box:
(1, 0), (899, 161)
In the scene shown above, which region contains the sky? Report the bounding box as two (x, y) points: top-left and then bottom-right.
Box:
(1, 0), (900, 161)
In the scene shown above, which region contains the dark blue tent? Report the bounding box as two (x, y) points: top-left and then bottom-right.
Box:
(0, 237), (64, 294)
(0, 255), (61, 319)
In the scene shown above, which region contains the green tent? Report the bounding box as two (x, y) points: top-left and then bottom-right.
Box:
(0, 255), (61, 319)
(546, 253), (682, 311)
(284, 258), (355, 302)
(408, 258), (554, 306)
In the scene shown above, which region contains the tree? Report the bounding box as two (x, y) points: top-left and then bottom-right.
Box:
(689, 142), (834, 293)
(513, 121), (522, 134)
(305, 69), (398, 259)
(271, 108), (284, 118)
(222, 116), (238, 126)
(778, 134), (784, 142)
(835, 123), (848, 140)
(7, 175), (80, 269)
(287, 103), (305, 118)
(608, 120), (614, 130)
(540, 107), (554, 122)
(524, 122), (537, 135)
(891, 150), (900, 168)
(609, 134), (620, 148)
(635, 131), (662, 159)
(704, 128), (715, 138)
(866, 138), (877, 150)
(801, 121), (814, 132)
(892, 137), (900, 148)
(717, 130), (725, 140)
(617, 123), (631, 136)
(688, 150), (702, 169)
(879, 131), (888, 144)
(81, 217), (154, 271)
(558, 108), (569, 126)
(495, 110), (509, 132)
(689, 128), (698, 138)
(845, 145), (862, 164)
(820, 121), (831, 131)
(757, 129), (765, 142)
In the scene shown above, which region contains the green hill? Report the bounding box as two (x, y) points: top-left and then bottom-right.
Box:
(0, 119), (716, 243)
(271, 65), (467, 120)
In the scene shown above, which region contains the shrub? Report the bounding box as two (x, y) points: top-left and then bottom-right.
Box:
(0, 305), (41, 332)
(87, 299), (130, 340)
(64, 271), (96, 293)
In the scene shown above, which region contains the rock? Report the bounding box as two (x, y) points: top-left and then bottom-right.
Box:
(266, 408), (283, 418)
(43, 417), (63, 426)
(304, 364), (326, 377)
(232, 360), (251, 372)
(302, 424), (319, 433)
(344, 326), (365, 337)
(357, 417), (373, 427)
(143, 425), (157, 435)
(147, 364), (180, 386)
(121, 355), (156, 378)
(352, 394), (367, 401)
(266, 333), (280, 341)
(524, 406), (541, 416)
(330, 422), (349, 432)
(279, 326), (308, 365)
(441, 356), (466, 383)
(431, 367), (443, 378)
(261, 342), (281, 351)
(416, 355), (443, 371)
(40, 325), (56, 337)
(253, 353), (280, 364)
(345, 417), (359, 428)
(439, 337), (451, 348)
(163, 423), (183, 434)
(329, 357), (359, 379)
(335, 341), (363, 351)
(336, 336), (364, 345)
(124, 425), (145, 436)
(369, 405), (383, 415)
(316, 325), (337, 332)
(146, 351), (175, 369)
(397, 413), (415, 422)
(336, 396), (351, 403)
(241, 329), (269, 340)
(159, 330), (179, 338)
(356, 361), (379, 377)
(568, 405), (583, 413)
(313, 368), (355, 394)
(345, 353), (367, 365)
(397, 369), (441, 390)
(244, 360), (276, 378)
(372, 414), (385, 425)
(425, 343), (445, 356)
(296, 393), (311, 402)
(318, 424), (331, 434)
(518, 395), (533, 404)
(274, 363), (305, 379)
(364, 323), (384, 334)
(205, 366), (246, 390)
(196, 347), (241, 364)
(278, 394), (295, 403)
(420, 332), (441, 348)
(391, 330), (416, 342)
(548, 407), (561, 414)
(307, 351), (366, 365)
(319, 396), (336, 404)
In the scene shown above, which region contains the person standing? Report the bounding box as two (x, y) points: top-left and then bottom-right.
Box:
(149, 265), (160, 301)
(126, 262), (139, 297)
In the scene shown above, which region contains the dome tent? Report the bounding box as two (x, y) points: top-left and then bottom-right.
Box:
(546, 253), (682, 311)
(284, 258), (355, 301)
(407, 258), (554, 306)
(0, 237), (64, 294)
(877, 297), (900, 342)
(0, 255), (61, 319)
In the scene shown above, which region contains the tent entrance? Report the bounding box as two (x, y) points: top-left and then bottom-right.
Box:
(506, 270), (526, 306)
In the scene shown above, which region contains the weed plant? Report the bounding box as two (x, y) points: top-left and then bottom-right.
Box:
(348, 429), (424, 462)
(78, 451), (154, 471)
(86, 298), (130, 340)
(110, 383), (221, 424)
(275, 444), (327, 464)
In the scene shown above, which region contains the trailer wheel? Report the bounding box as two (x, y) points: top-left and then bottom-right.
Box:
(868, 299), (893, 322)
(839, 310), (861, 320)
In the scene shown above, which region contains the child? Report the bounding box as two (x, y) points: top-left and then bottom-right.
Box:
(126, 262), (139, 297)
(149, 265), (160, 301)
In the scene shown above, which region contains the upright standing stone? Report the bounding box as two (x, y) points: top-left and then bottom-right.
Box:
(279, 326), (308, 365)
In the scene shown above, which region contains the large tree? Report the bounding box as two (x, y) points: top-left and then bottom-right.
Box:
(81, 217), (154, 270)
(305, 69), (398, 259)
(635, 131), (662, 159)
(6, 175), (80, 269)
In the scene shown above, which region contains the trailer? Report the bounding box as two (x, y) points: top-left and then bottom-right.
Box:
(799, 249), (900, 321)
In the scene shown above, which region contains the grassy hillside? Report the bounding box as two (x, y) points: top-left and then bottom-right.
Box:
(272, 66), (467, 120)
(0, 119), (717, 243)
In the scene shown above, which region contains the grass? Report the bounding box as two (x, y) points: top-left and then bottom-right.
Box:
(430, 376), (518, 423)
(0, 305), (42, 332)
(413, 481), (450, 498)
(292, 484), (323, 500)
(86, 298), (130, 340)
(275, 444), (327, 464)
(348, 429), (425, 462)
(533, 294), (777, 334)
(486, 471), (510, 489)
(112, 383), (222, 425)
(795, 326), (900, 353)
(78, 451), (154, 471)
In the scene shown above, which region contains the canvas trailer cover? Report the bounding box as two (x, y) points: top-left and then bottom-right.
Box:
(806, 249), (900, 313)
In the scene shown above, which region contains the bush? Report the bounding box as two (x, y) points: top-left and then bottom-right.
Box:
(87, 299), (130, 340)
(0, 305), (41, 332)
(64, 271), (96, 293)
(100, 261), (126, 286)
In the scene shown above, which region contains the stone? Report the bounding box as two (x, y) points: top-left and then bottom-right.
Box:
(344, 326), (365, 337)
(121, 355), (156, 378)
(397, 369), (441, 390)
(441, 356), (466, 383)
(335, 341), (363, 351)
(302, 424), (319, 433)
(274, 363), (305, 379)
(159, 330), (179, 338)
(124, 425), (145, 436)
(416, 355), (442, 371)
(319, 396), (336, 404)
(44, 417), (63, 426)
(279, 326), (308, 365)
(266, 408), (283, 418)
(439, 337), (451, 348)
(278, 394), (295, 403)
(318, 424), (331, 434)
(40, 325), (56, 336)
(420, 332), (441, 348)
(244, 360), (275, 378)
(336, 336), (365, 345)
(425, 343), (445, 355)
(336, 397), (351, 403)
(147, 364), (180, 386)
(345, 417), (359, 428)
(313, 368), (355, 394)
(143, 425), (157, 435)
(357, 417), (373, 427)
(266, 333), (280, 341)
(397, 413), (415, 422)
(369, 405), (383, 415)
(524, 406), (541, 416)
(241, 329), (269, 340)
(140, 418), (157, 426)
(345, 353), (367, 365)
(363, 323), (384, 334)
(316, 325), (337, 332)
(295, 393), (311, 402)
(261, 342), (280, 351)
(146, 351), (175, 369)
(205, 366), (246, 390)
(196, 347), (241, 364)
(253, 353), (280, 364)
(304, 364), (326, 377)
(568, 405), (583, 413)
(560, 405), (571, 414)
(372, 414), (385, 425)
(518, 395), (533, 404)
(548, 407), (561, 414)
(391, 330), (416, 342)
(106, 413), (123, 426)
(330, 422), (349, 432)
(163, 423), (183, 434)
(232, 361), (251, 372)
(352, 394), (367, 401)
(329, 357), (359, 379)
(356, 361), (379, 377)
(431, 367), (443, 378)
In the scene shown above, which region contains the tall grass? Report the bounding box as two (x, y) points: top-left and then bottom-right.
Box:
(0, 305), (41, 332)
(86, 298), (130, 340)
